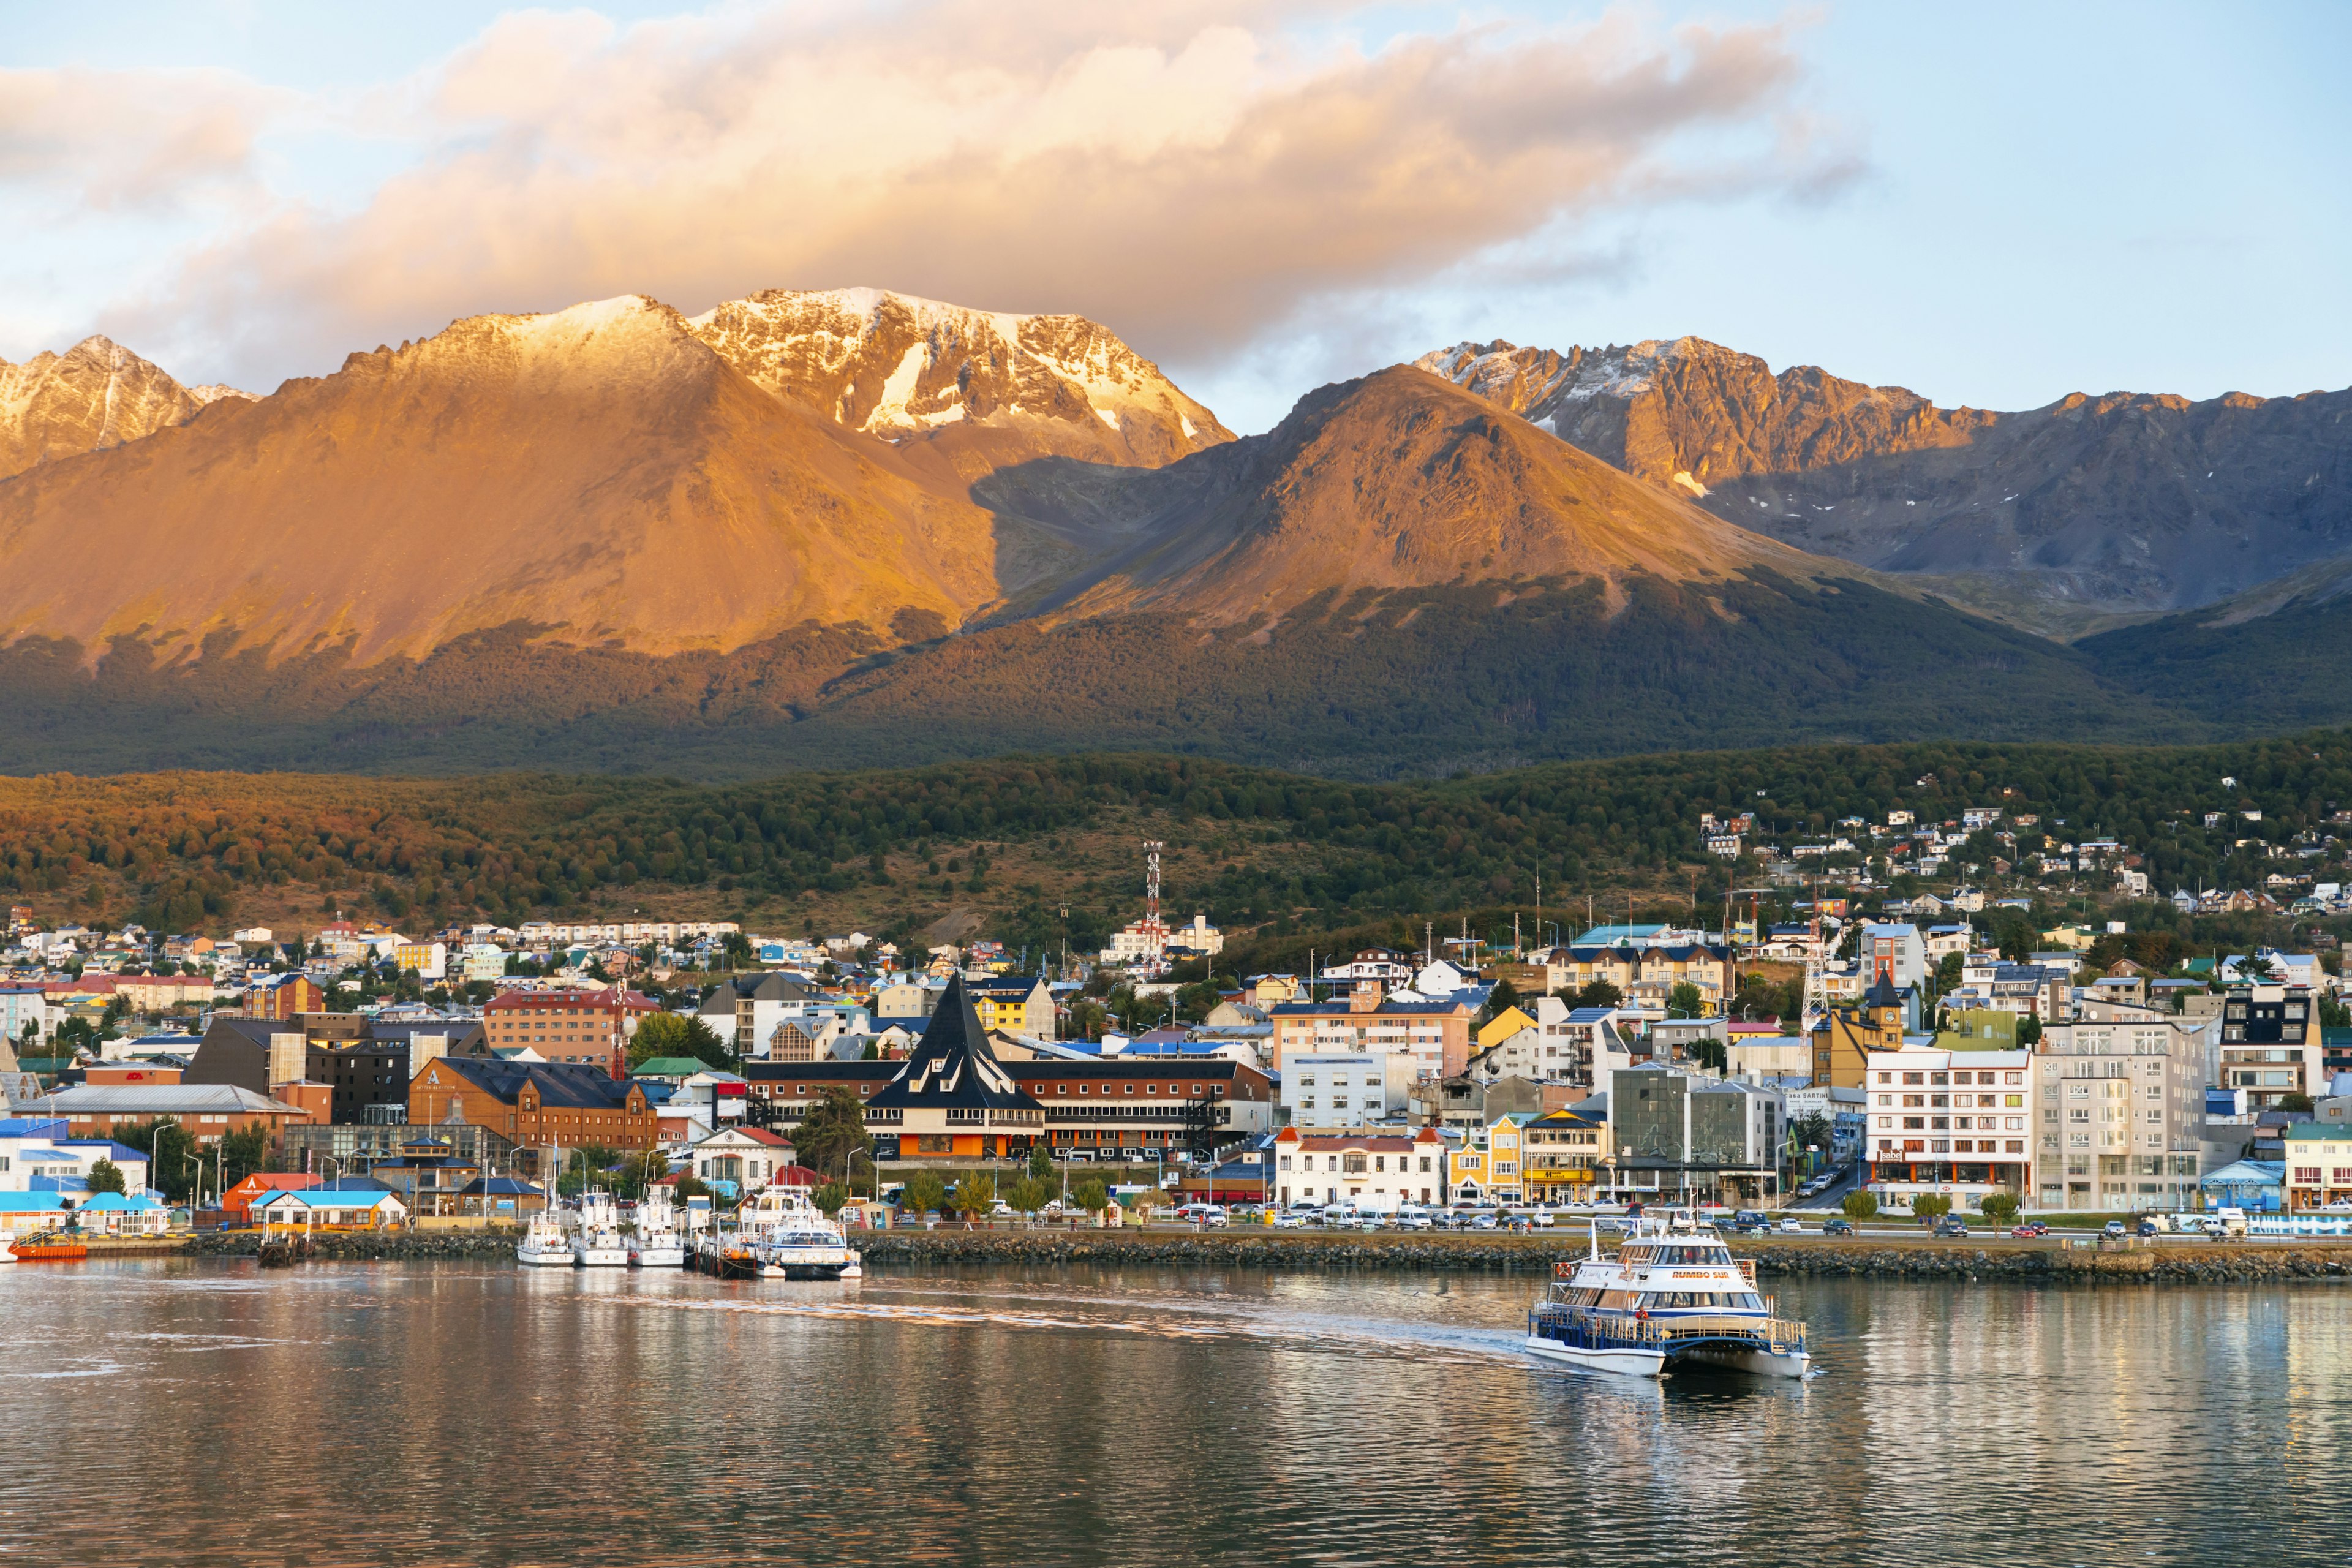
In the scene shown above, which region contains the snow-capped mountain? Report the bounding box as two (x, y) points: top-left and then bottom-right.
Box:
(0, 336), (243, 480)
(1419, 335), (2352, 626)
(687, 288), (1231, 475)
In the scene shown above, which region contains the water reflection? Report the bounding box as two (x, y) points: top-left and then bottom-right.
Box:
(0, 1261), (2343, 1566)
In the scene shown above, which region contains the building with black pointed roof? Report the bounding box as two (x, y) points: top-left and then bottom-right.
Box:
(863, 976), (1046, 1160)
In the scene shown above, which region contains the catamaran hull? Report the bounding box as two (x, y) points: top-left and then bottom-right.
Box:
(630, 1245), (686, 1268)
(1675, 1343), (1811, 1379)
(573, 1246), (631, 1268)
(1523, 1336), (1668, 1378)
(516, 1245), (575, 1267)
(751, 1253), (860, 1280)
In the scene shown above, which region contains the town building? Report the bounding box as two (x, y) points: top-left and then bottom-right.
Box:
(38, 1084), (314, 1145)
(689, 1126), (797, 1197)
(406, 1057), (657, 1164)
(1602, 1064), (1784, 1205)
(860, 976), (1047, 1163)
(965, 974), (1057, 1041)
(482, 988), (654, 1072)
(184, 1017), (415, 1126)
(1450, 1112), (1532, 1202)
(2282, 1124), (2352, 1210)
(244, 974), (326, 1021)
(1268, 986), (1475, 1079)
(1863, 1044), (2034, 1210)
(2035, 1016), (2210, 1212)
(1521, 1106), (1610, 1201)
(1280, 1051), (1412, 1128)
(1270, 1125), (1447, 1208)
(1810, 976), (1913, 1088)
(2218, 984), (2321, 1110)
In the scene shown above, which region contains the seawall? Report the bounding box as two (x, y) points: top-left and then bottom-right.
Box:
(123, 1228), (2352, 1283)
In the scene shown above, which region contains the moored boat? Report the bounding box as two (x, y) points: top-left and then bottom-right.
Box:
(1525, 1212), (1809, 1379)
(572, 1191), (630, 1268)
(736, 1187), (863, 1281)
(516, 1211), (573, 1267)
(628, 1194), (686, 1268)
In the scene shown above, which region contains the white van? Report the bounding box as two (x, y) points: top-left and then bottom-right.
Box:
(2212, 1206), (2248, 1238)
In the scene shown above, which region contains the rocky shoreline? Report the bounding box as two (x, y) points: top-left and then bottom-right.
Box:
(138, 1228), (2352, 1283)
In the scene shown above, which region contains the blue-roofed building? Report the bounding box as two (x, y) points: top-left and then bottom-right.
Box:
(2201, 1159), (2285, 1212)
(0, 1189), (69, 1242)
(73, 1191), (168, 1235)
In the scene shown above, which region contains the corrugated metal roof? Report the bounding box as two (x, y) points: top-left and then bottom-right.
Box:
(40, 1084), (305, 1114)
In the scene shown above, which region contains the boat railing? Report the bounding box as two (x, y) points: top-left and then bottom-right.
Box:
(1737, 1259), (1758, 1287)
(1540, 1306), (1807, 1351)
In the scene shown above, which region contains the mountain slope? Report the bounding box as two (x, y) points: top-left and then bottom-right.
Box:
(685, 287), (1232, 486)
(0, 336), (247, 480)
(996, 365), (1841, 622)
(1419, 337), (2352, 628)
(0, 296), (1020, 663)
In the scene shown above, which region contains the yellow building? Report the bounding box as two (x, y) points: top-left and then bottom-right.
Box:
(1810, 974), (1908, 1087)
(1449, 1112), (1532, 1202)
(1476, 1006), (1537, 1052)
(965, 976), (1057, 1041)
(1521, 1107), (1610, 1200)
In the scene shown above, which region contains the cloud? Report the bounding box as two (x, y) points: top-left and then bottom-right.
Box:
(78, 2), (1852, 393)
(0, 66), (286, 211)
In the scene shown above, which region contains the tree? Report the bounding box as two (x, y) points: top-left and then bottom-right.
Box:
(116, 1119), (198, 1204)
(1978, 1191), (2021, 1224)
(1574, 980), (1623, 1009)
(1125, 1184), (1164, 1224)
(1482, 978), (1521, 1023)
(1007, 1175), (1052, 1218)
(1912, 1193), (1953, 1223)
(1027, 1143), (1055, 1183)
(1791, 1112), (1834, 1158)
(219, 1125), (273, 1187)
(813, 1180), (848, 1216)
(2016, 1012), (2043, 1048)
(902, 1170), (948, 1217)
(2280, 1091), (2316, 1113)
(627, 1011), (735, 1071)
(2322, 995), (2352, 1031)
(949, 1172), (997, 1219)
(1666, 981), (1707, 1019)
(788, 1086), (873, 1184)
(1841, 1189), (1879, 1221)
(673, 1173), (710, 1203)
(1691, 1036), (1728, 1072)
(85, 1158), (126, 1196)
(1073, 1178), (1109, 1218)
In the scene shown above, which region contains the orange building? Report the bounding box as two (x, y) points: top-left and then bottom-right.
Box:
(408, 1057), (656, 1158)
(481, 987), (657, 1072)
(245, 974), (326, 1021)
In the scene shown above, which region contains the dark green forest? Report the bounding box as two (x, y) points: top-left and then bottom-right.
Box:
(9, 731), (2352, 941)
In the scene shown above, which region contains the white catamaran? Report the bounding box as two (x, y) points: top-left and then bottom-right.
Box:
(1525, 1212), (1810, 1379)
(628, 1193), (687, 1268)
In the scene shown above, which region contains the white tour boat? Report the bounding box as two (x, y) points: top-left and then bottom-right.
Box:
(737, 1186), (864, 1280)
(571, 1191), (631, 1268)
(516, 1210), (573, 1268)
(628, 1193), (687, 1268)
(1525, 1211), (1810, 1378)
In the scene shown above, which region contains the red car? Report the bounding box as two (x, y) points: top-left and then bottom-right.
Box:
(2010, 1221), (2050, 1238)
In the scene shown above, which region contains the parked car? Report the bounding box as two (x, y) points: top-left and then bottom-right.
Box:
(1271, 1212), (1309, 1229)
(1469, 1212), (1499, 1231)
(1777, 1217), (1804, 1234)
(2102, 1219), (2127, 1238)
(1822, 1217), (1855, 1237)
(2010, 1221), (2050, 1238)
(1933, 1217), (1969, 1238)
(1392, 1208), (1434, 1232)
(2136, 1218), (2162, 1238)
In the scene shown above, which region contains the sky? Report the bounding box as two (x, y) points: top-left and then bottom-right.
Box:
(2, 1), (2346, 432)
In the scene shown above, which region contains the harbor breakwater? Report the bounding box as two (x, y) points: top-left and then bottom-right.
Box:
(143, 1227), (2352, 1282)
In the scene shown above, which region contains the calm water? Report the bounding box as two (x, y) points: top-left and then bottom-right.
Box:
(1, 1259), (2346, 1566)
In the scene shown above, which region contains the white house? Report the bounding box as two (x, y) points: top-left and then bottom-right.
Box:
(1270, 1126), (1447, 1209)
(1281, 1052), (1413, 1128)
(690, 1126), (797, 1196)
(252, 1189), (409, 1228)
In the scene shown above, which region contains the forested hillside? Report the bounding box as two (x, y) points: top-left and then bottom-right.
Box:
(10, 733), (2352, 949)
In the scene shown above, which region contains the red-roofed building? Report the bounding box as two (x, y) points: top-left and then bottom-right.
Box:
(1271, 1125), (1449, 1210)
(222, 1173), (318, 1223)
(688, 1126), (798, 1195)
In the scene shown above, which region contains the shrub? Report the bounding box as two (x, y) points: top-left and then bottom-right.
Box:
(1841, 1190), (1880, 1221)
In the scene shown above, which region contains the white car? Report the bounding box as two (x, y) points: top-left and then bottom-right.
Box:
(1529, 1207), (1556, 1227)
(1779, 1217), (1805, 1234)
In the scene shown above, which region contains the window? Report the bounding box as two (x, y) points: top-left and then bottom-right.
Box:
(1124, 1085), (1135, 1096)
(1145, 1085), (1158, 1095)
(1903, 1072), (1924, 1085)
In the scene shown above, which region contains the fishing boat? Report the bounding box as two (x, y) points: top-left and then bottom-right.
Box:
(571, 1191), (630, 1268)
(7, 1232), (86, 1263)
(516, 1210), (574, 1268)
(628, 1194), (687, 1268)
(1525, 1210), (1810, 1379)
(736, 1187), (864, 1281)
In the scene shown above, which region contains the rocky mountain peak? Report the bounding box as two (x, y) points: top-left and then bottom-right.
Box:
(686, 287), (1231, 472)
(0, 333), (214, 479)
